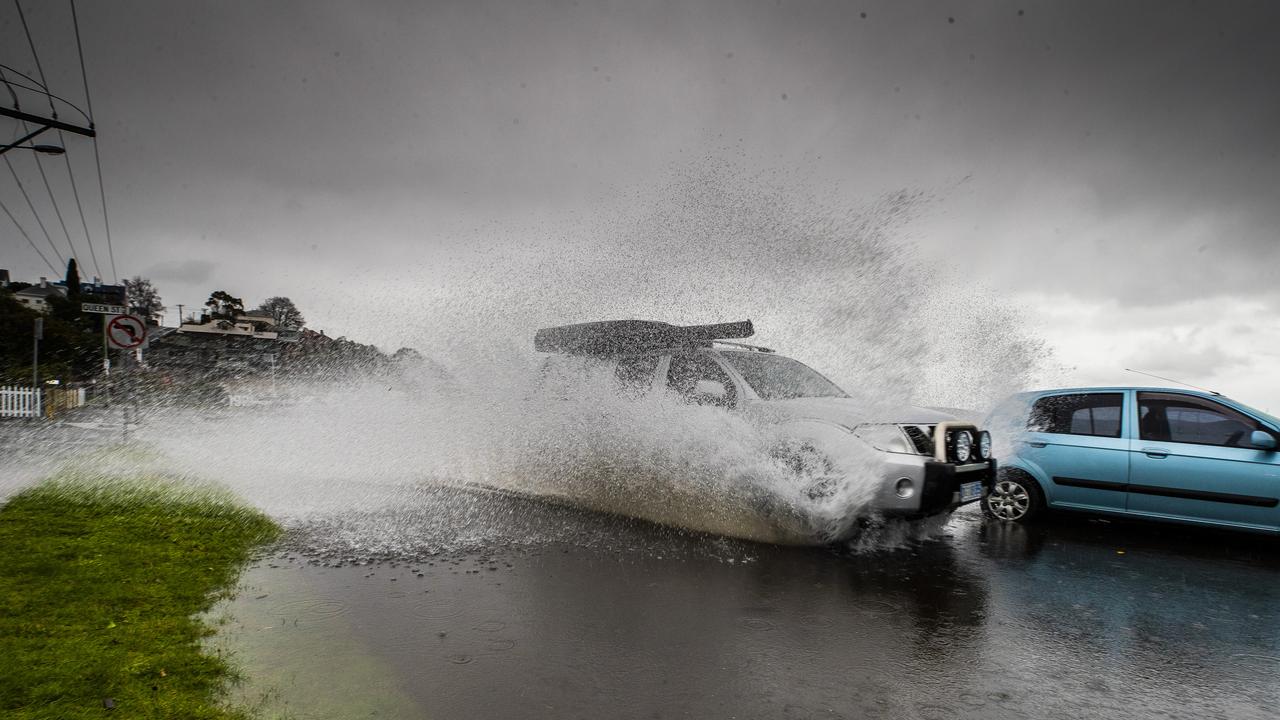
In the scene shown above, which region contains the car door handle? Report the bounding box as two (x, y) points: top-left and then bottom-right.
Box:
(1142, 447), (1169, 458)
(1026, 441), (1047, 448)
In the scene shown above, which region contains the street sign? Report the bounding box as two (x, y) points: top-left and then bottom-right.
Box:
(82, 302), (127, 315)
(105, 314), (147, 349)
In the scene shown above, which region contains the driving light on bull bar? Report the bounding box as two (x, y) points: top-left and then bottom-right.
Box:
(951, 430), (973, 463)
(977, 431), (993, 460)
(895, 478), (915, 499)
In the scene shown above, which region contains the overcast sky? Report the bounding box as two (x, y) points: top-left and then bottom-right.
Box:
(3, 1), (1279, 409)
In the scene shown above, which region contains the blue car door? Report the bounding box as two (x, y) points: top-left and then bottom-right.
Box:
(1020, 392), (1130, 512)
(1128, 392), (1280, 531)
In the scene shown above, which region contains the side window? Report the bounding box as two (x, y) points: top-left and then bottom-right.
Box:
(666, 353), (736, 408)
(614, 355), (660, 396)
(1137, 392), (1261, 448)
(537, 355), (607, 397)
(1027, 393), (1123, 438)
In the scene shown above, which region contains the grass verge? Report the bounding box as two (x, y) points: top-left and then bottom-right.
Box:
(0, 475), (280, 719)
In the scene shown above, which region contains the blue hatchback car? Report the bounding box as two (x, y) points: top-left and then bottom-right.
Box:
(984, 387), (1280, 533)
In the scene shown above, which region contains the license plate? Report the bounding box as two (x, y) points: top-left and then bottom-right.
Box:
(959, 481), (983, 503)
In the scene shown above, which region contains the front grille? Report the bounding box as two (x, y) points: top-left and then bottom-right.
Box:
(901, 424), (935, 456)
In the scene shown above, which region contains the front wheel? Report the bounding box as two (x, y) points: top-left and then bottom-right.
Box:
(982, 470), (1046, 523)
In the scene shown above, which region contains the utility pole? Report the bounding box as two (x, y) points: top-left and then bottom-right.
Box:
(0, 107), (95, 155)
(32, 317), (43, 417)
(177, 303), (185, 325)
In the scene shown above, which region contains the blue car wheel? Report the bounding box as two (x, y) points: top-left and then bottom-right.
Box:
(983, 469), (1046, 523)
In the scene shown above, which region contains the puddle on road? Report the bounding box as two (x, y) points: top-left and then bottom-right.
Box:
(206, 563), (423, 719)
(206, 507), (1280, 720)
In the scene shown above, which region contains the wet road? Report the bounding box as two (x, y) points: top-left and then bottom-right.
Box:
(213, 499), (1280, 720)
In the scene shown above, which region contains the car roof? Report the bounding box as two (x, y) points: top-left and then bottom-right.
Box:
(1018, 386), (1219, 397)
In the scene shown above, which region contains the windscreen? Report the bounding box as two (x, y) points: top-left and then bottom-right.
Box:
(720, 352), (847, 400)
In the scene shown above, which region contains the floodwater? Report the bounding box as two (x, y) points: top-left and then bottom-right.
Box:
(211, 494), (1280, 720)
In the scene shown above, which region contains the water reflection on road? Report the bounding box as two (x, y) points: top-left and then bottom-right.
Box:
(214, 501), (1280, 719)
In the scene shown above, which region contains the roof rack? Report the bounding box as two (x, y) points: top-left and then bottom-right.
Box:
(714, 340), (775, 353)
(535, 319), (754, 355)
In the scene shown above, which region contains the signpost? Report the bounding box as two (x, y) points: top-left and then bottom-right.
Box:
(83, 304), (129, 375)
(33, 318), (42, 418)
(99, 314), (147, 442)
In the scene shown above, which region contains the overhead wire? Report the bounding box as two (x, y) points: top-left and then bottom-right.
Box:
(0, 66), (20, 110)
(59, 128), (101, 278)
(13, 0), (57, 118)
(1, 197), (58, 274)
(3, 138), (64, 268)
(0, 63), (104, 279)
(22, 120), (82, 264)
(1, 10), (101, 279)
(0, 72), (92, 123)
(0, 0), (111, 280)
(70, 0), (115, 282)
(0, 62), (47, 92)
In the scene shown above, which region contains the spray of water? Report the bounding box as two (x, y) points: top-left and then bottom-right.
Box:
(3, 161), (1048, 552)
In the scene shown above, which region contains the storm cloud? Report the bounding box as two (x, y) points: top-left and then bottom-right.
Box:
(3, 0), (1279, 406)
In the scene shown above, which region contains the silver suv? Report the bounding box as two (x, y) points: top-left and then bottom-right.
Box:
(535, 319), (996, 534)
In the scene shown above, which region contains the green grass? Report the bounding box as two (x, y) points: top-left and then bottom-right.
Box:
(0, 476), (280, 719)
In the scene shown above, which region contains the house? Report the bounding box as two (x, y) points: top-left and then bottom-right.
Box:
(179, 316), (280, 340)
(50, 277), (127, 304)
(13, 278), (68, 313)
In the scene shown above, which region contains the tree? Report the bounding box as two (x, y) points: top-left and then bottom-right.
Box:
(125, 276), (166, 325)
(257, 296), (305, 328)
(64, 258), (81, 299)
(204, 290), (243, 320)
(0, 288), (100, 383)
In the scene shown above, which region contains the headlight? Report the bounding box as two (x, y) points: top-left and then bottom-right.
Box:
(977, 431), (993, 460)
(951, 430), (973, 463)
(852, 424), (911, 454)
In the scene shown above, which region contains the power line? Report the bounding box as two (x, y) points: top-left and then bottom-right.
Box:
(71, 0), (115, 282)
(0, 67), (19, 111)
(70, 1), (91, 118)
(0, 62), (46, 92)
(13, 0), (57, 118)
(25, 122), (82, 263)
(0, 71), (92, 123)
(91, 139), (115, 280)
(1, 196), (58, 274)
(59, 128), (102, 279)
(3, 149), (64, 267)
(3, 13), (102, 278)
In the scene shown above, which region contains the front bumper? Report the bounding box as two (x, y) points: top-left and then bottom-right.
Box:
(919, 459), (996, 514)
(880, 458), (997, 518)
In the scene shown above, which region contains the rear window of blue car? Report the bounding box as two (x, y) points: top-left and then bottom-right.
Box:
(1028, 393), (1123, 438)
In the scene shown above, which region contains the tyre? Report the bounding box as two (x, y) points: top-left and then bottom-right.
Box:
(982, 469), (1046, 523)
(772, 440), (840, 500)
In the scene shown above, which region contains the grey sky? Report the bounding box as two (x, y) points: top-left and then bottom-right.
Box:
(3, 1), (1279, 405)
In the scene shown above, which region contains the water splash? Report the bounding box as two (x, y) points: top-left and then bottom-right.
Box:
(4, 160), (1049, 553)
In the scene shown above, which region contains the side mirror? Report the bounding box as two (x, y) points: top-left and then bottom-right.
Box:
(693, 379), (728, 402)
(1249, 430), (1277, 451)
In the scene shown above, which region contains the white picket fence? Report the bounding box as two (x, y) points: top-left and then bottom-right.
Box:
(0, 386), (86, 418)
(0, 386), (40, 418)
